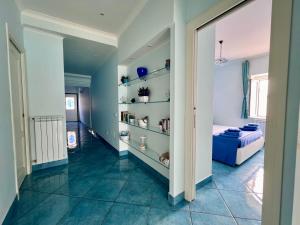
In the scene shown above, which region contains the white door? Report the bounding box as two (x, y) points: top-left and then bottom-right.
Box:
(9, 41), (26, 188)
(65, 94), (78, 121)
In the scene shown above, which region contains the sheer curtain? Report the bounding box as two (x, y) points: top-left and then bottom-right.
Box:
(241, 60), (249, 118)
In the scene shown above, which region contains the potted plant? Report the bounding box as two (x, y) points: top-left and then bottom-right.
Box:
(138, 87), (150, 103)
(121, 76), (129, 84)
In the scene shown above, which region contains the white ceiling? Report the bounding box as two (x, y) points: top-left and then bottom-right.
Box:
(215, 0), (272, 60)
(16, 0), (147, 35)
(63, 37), (116, 76)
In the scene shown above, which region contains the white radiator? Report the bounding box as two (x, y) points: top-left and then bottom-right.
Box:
(32, 115), (65, 164)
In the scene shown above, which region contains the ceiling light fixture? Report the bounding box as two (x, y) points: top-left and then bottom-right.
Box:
(215, 40), (228, 65)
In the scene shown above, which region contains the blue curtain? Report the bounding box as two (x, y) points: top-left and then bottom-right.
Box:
(241, 60), (249, 118)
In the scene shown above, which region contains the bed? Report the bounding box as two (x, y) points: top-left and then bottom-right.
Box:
(212, 125), (265, 166)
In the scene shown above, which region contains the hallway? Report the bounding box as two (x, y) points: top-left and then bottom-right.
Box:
(4, 123), (183, 225)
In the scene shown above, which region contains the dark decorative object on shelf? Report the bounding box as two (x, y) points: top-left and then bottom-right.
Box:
(138, 87), (150, 96)
(128, 114), (135, 125)
(159, 118), (170, 133)
(121, 76), (129, 84)
(165, 59), (170, 70)
(138, 87), (150, 103)
(131, 98), (136, 103)
(137, 67), (148, 78)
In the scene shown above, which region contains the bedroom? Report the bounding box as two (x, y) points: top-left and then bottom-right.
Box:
(193, 0), (272, 223)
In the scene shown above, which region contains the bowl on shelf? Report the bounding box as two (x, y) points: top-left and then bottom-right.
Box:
(138, 119), (148, 128)
(137, 67), (148, 78)
(120, 135), (129, 141)
(139, 96), (149, 103)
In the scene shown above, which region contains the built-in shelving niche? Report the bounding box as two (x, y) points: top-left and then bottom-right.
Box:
(118, 29), (171, 179)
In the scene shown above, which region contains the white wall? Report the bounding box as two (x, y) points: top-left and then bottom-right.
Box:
(195, 24), (216, 184)
(0, 0), (23, 223)
(169, 0), (187, 197)
(185, 0), (221, 22)
(118, 0), (173, 63)
(91, 53), (119, 150)
(293, 108), (300, 225)
(78, 87), (91, 127)
(24, 28), (67, 162)
(213, 55), (269, 132)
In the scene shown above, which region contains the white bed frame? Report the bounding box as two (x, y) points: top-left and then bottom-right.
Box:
(213, 125), (265, 165)
(236, 136), (265, 165)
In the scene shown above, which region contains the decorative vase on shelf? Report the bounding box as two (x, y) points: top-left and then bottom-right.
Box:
(121, 76), (129, 84)
(139, 136), (147, 151)
(137, 67), (148, 78)
(165, 59), (171, 70)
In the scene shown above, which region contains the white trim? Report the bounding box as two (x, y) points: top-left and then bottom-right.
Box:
(21, 53), (31, 174)
(21, 9), (118, 47)
(5, 24), (31, 196)
(185, 0), (248, 202)
(5, 23), (19, 197)
(64, 73), (92, 88)
(64, 72), (91, 79)
(24, 26), (64, 40)
(263, 0), (296, 224)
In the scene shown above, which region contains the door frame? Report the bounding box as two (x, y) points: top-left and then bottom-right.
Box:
(5, 23), (31, 194)
(185, 0), (297, 225)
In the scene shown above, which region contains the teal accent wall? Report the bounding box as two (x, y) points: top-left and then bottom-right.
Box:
(91, 52), (119, 150)
(0, 0), (23, 223)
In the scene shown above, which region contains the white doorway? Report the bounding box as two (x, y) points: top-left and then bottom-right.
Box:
(65, 93), (79, 122)
(9, 40), (27, 188)
(185, 0), (298, 224)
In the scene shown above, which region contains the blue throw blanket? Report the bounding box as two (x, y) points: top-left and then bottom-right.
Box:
(213, 128), (263, 166)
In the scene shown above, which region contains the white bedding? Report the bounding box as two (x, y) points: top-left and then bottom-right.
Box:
(213, 124), (265, 165)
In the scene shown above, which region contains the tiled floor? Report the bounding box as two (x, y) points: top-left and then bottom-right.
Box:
(4, 122), (264, 225)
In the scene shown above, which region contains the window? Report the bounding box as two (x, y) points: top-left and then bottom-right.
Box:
(65, 97), (75, 110)
(249, 73), (268, 118)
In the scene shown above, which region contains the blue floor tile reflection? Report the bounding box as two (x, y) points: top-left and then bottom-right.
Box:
(4, 122), (264, 224)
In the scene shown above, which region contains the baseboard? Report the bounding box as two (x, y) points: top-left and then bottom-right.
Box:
(2, 196), (17, 225)
(128, 152), (169, 187)
(91, 130), (129, 159)
(168, 175), (213, 206)
(196, 175), (213, 189)
(168, 192), (185, 206)
(32, 158), (68, 171)
(119, 150), (129, 159)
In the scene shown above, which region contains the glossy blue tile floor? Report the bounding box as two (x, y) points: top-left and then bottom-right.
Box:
(4, 122), (263, 225)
